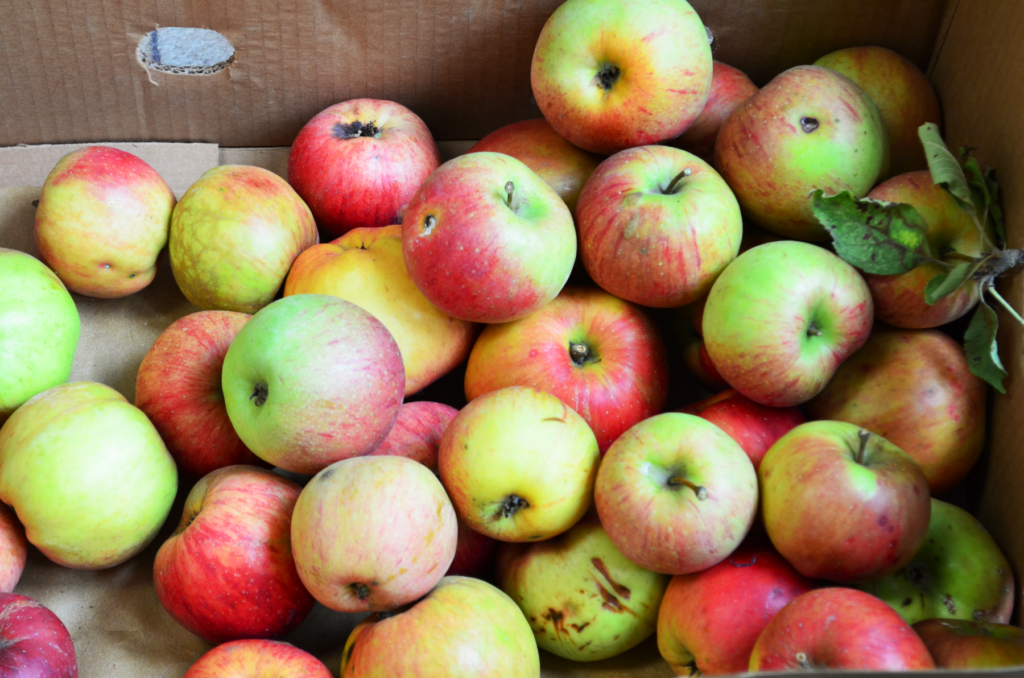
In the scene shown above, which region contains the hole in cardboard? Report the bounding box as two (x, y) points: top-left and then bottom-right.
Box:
(137, 27), (235, 75)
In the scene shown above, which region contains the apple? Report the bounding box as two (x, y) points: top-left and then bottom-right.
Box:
(438, 386), (600, 542)
(341, 576), (539, 677)
(169, 165), (318, 313)
(154, 465), (314, 644)
(288, 98), (441, 238)
(291, 455), (457, 613)
(913, 619), (1024, 669)
(595, 412), (758, 575)
(815, 46), (942, 177)
(446, 515), (501, 579)
(0, 381), (177, 569)
(862, 171), (992, 329)
(702, 241), (874, 407)
(0, 593), (77, 677)
(530, 0), (712, 155)
(135, 310), (261, 478)
(368, 401), (459, 468)
(680, 389), (805, 471)
(749, 588), (936, 671)
(401, 152), (575, 324)
(468, 118), (602, 216)
(806, 327), (986, 494)
(185, 640), (331, 678)
(672, 296), (729, 391)
(0, 248), (80, 423)
(672, 61), (759, 166)
(715, 65), (888, 241)
(577, 145), (742, 308)
(464, 286), (669, 453)
(855, 499), (1013, 625)
(759, 420), (931, 583)
(284, 225), (477, 395)
(0, 504), (27, 593)
(34, 145), (175, 298)
(657, 547), (815, 675)
(221, 294), (405, 475)
(496, 515), (669, 661)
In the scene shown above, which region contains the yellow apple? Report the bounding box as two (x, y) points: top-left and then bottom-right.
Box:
(284, 225), (477, 396)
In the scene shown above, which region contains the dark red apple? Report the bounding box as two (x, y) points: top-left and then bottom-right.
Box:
(673, 61), (758, 166)
(0, 593), (77, 677)
(464, 286), (668, 453)
(749, 588), (935, 670)
(368, 401), (459, 470)
(288, 98), (441, 237)
(657, 548), (815, 675)
(136, 310), (261, 478)
(154, 466), (314, 643)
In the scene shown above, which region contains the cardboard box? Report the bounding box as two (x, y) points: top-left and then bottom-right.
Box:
(1, 0), (1023, 675)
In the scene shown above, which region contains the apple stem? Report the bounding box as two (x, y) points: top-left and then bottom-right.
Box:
(806, 322), (823, 337)
(795, 652), (811, 670)
(668, 477), (708, 500)
(856, 429), (871, 465)
(663, 168), (693, 195)
(987, 287), (1024, 327)
(569, 342), (590, 365)
(505, 181), (515, 208)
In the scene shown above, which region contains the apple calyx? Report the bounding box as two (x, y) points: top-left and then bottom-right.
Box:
(497, 494), (530, 519)
(568, 341), (600, 367)
(332, 120), (383, 139)
(422, 214), (436, 235)
(662, 168), (693, 195)
(351, 583), (372, 600)
(668, 475), (708, 500)
(249, 382), (268, 407)
(683, 658), (702, 677)
(595, 63), (621, 91)
(799, 117), (820, 133)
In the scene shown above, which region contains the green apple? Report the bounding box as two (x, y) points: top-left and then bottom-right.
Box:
(438, 386), (600, 542)
(221, 294), (405, 475)
(855, 499), (1013, 625)
(0, 248), (80, 423)
(496, 515), (668, 661)
(0, 382), (177, 569)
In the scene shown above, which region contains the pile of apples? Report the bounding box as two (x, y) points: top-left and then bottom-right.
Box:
(0, 0), (1020, 675)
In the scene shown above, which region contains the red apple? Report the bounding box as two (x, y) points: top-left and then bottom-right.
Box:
(863, 171), (991, 329)
(815, 46), (942, 177)
(577, 145), (742, 308)
(530, 0), (712, 155)
(154, 466), (314, 644)
(595, 413), (758, 575)
(468, 118), (602, 215)
(749, 588), (936, 671)
(914, 619), (1024, 669)
(657, 548), (815, 675)
(368, 401), (458, 469)
(34, 145), (175, 298)
(135, 311), (261, 478)
(288, 98), (441, 238)
(0, 504), (27, 593)
(673, 61), (759, 166)
(401, 152), (576, 324)
(0, 593), (77, 677)
(291, 455), (458, 613)
(681, 390), (805, 471)
(446, 516), (500, 579)
(464, 286), (668, 453)
(184, 640), (331, 678)
(806, 327), (986, 494)
(759, 421), (931, 583)
(715, 65), (888, 241)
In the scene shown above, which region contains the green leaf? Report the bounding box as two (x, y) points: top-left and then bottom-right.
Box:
(811, 189), (936, 275)
(964, 301), (1007, 393)
(962, 154), (1006, 248)
(919, 123), (976, 216)
(924, 261), (981, 305)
